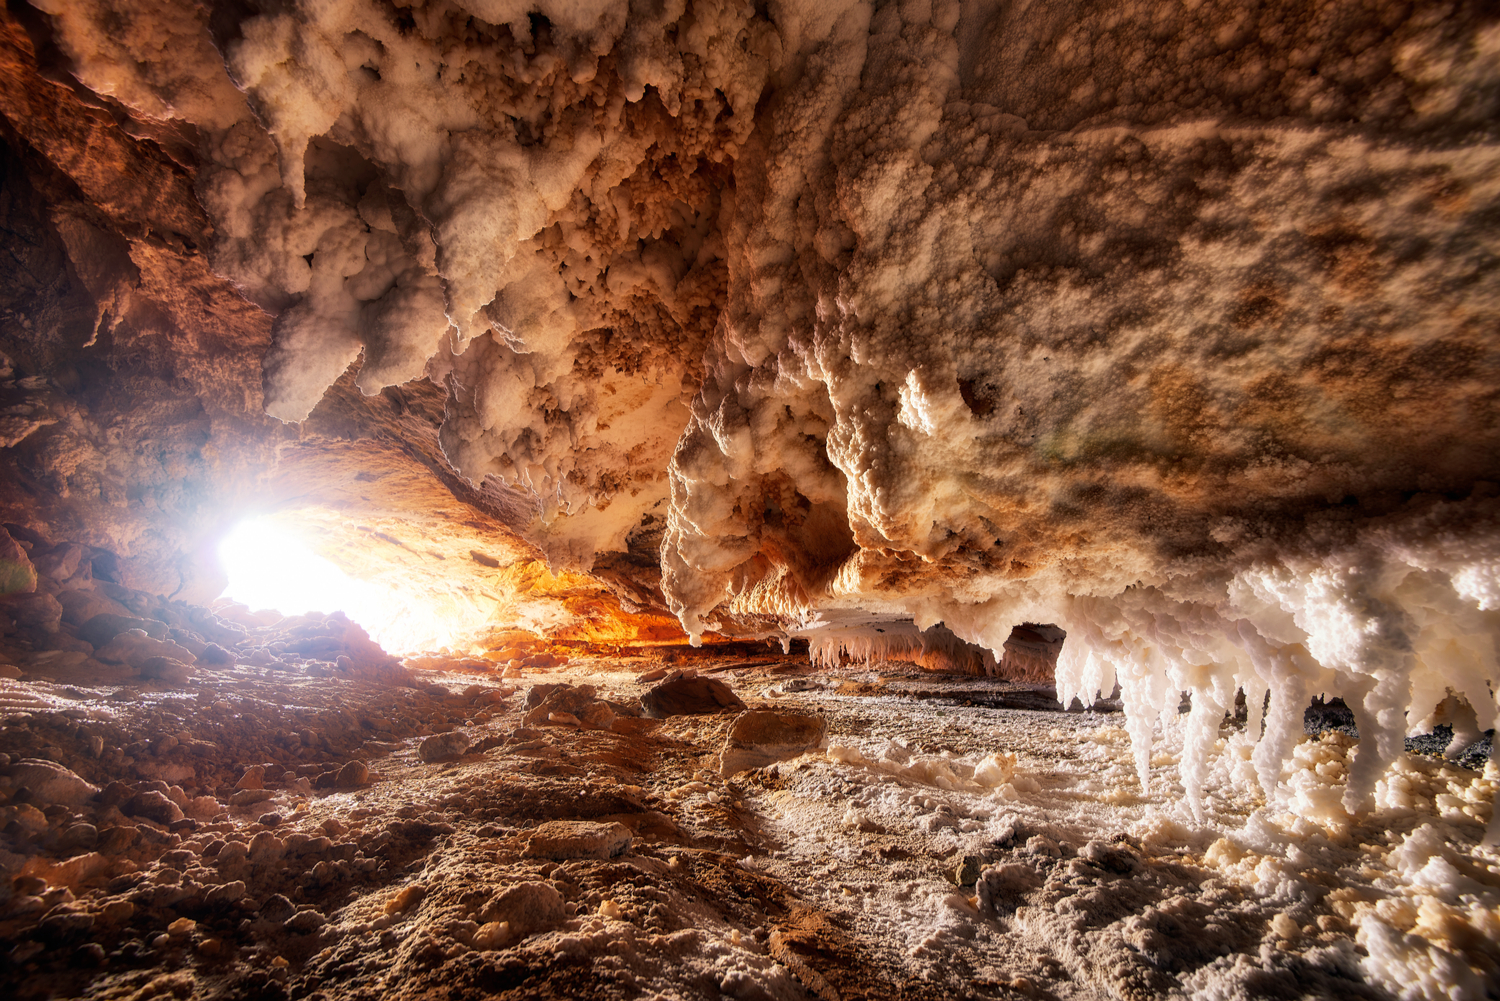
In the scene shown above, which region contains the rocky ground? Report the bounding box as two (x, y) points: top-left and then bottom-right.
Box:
(2, 638), (1498, 1000)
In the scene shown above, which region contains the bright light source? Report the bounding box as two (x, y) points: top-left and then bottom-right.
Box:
(217, 514), (463, 655)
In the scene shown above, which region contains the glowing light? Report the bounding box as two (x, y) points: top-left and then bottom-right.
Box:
(217, 514), (461, 655)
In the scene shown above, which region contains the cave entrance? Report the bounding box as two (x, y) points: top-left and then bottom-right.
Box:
(215, 512), (461, 656)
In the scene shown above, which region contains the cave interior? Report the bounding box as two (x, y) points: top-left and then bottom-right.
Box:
(1, 1), (1499, 999)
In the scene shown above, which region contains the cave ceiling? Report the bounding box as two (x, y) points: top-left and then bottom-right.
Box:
(0, 0), (1496, 682)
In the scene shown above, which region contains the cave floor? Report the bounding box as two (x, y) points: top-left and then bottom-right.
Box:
(1, 656), (1496, 1001)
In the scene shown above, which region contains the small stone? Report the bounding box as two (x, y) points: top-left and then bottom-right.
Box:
(74, 942), (106, 966)
(418, 731), (470, 763)
(235, 765), (265, 791)
(40, 909), (95, 938)
(522, 820), (633, 861)
(258, 813), (282, 828)
(167, 917), (196, 937)
(248, 831), (283, 862)
(101, 900), (135, 924)
(11, 875), (44, 896)
(260, 894), (295, 921)
(205, 881), (246, 908)
(336, 760), (369, 786)
(472, 920), (510, 950)
(952, 855), (984, 887)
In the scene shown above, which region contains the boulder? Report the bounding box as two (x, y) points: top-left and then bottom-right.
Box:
(522, 820), (632, 861)
(0, 591), (63, 636)
(32, 543), (86, 584)
(122, 790), (184, 825)
(479, 881), (565, 935)
(56, 589), (132, 627)
(718, 711), (828, 776)
(199, 643), (236, 666)
(640, 674), (746, 718)
(0, 527), (36, 595)
(4, 759), (99, 806)
(522, 684), (619, 730)
(138, 656), (194, 685)
(336, 760), (370, 786)
(418, 731), (470, 763)
(93, 629), (196, 669)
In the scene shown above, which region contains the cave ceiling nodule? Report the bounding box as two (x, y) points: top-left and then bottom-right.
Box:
(0, 0), (1498, 877)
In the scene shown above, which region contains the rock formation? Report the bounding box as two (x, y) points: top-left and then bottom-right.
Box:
(1, 0), (1498, 998)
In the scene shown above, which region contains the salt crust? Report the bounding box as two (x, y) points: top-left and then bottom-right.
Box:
(758, 687), (1500, 1001)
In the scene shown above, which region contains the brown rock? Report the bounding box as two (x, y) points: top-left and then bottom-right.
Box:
(229, 788), (274, 807)
(122, 790), (184, 825)
(0, 590), (63, 636)
(336, 760), (370, 786)
(235, 765), (265, 791)
(4, 759), (99, 806)
(0, 527), (36, 595)
(93, 629), (196, 669)
(479, 881), (565, 935)
(640, 675), (746, 718)
(718, 711), (828, 776)
(55, 589), (132, 628)
(418, 731), (470, 763)
(523, 820), (633, 861)
(138, 656), (194, 684)
(78, 613), (167, 648)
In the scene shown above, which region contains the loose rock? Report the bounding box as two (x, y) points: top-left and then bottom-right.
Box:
(419, 731), (470, 763)
(640, 675), (746, 718)
(718, 711), (828, 776)
(523, 820), (633, 861)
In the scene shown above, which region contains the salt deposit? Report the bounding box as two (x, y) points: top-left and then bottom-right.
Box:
(13, 0), (1500, 996)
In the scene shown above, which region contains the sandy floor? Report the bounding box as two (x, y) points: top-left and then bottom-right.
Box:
(1, 655), (1496, 1001)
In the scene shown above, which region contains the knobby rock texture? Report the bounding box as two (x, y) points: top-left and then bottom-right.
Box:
(0, 7), (1498, 994)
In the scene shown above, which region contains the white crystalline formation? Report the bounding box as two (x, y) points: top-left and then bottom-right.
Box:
(39, 0), (1500, 837)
